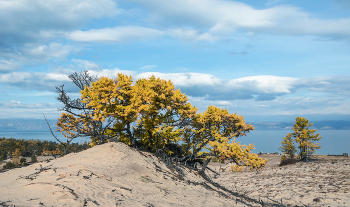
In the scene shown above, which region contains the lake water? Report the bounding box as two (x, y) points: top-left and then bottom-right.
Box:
(236, 130), (350, 155)
(0, 130), (349, 155)
(0, 131), (88, 144)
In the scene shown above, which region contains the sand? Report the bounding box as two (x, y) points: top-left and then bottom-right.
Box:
(0, 142), (349, 207)
(209, 155), (350, 206)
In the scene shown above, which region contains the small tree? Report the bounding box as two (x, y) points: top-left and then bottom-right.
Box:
(31, 154), (38, 163)
(280, 133), (296, 159)
(283, 117), (322, 161)
(20, 158), (26, 166)
(12, 148), (21, 167)
(3, 162), (15, 169)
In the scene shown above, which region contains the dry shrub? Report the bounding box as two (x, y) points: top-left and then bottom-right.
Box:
(313, 198), (321, 202)
(279, 158), (297, 166)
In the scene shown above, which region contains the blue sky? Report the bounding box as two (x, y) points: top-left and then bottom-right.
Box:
(1, 0), (350, 122)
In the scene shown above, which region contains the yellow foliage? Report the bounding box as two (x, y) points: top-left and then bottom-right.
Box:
(57, 71), (265, 173)
(230, 165), (244, 172)
(12, 148), (21, 166)
(280, 133), (296, 159)
(42, 148), (63, 156)
(209, 140), (266, 171)
(291, 117), (322, 160)
(56, 113), (81, 138)
(81, 74), (139, 123)
(135, 75), (197, 152)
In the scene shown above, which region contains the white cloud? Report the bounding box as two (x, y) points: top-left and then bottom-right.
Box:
(0, 0), (119, 47)
(1, 68), (350, 109)
(229, 75), (297, 94)
(135, 72), (350, 101)
(73, 59), (102, 71)
(6, 100), (51, 109)
(168, 28), (214, 42)
(87, 68), (136, 79)
(0, 60), (21, 72)
(0, 0), (119, 70)
(190, 96), (350, 116)
(0, 71), (70, 91)
(131, 0), (350, 40)
(10, 100), (21, 104)
(0, 72), (32, 84)
(0, 72), (70, 83)
(216, 101), (233, 106)
(0, 101), (63, 119)
(0, 68), (136, 92)
(68, 26), (163, 43)
(135, 72), (222, 86)
(0, 42), (78, 69)
(29, 42), (76, 62)
(54, 67), (76, 76)
(45, 73), (70, 82)
(139, 65), (157, 70)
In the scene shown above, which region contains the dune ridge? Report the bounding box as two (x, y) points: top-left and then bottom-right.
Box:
(0, 142), (261, 207)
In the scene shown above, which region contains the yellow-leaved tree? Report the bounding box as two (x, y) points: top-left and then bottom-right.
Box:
(280, 117), (321, 161)
(292, 117), (322, 160)
(280, 133), (296, 160)
(55, 71), (266, 173)
(12, 148), (21, 167)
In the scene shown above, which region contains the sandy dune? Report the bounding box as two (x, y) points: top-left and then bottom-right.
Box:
(0, 142), (349, 207)
(0, 142), (256, 207)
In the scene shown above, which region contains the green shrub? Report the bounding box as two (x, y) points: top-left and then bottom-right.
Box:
(3, 161), (15, 169)
(0, 153), (7, 161)
(31, 154), (37, 163)
(20, 158), (26, 166)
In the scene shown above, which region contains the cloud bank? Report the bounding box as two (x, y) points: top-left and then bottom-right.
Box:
(2, 68), (349, 101)
(1, 66), (349, 117)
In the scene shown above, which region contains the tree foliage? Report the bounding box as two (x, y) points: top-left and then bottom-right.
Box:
(186, 105), (266, 171)
(12, 148), (21, 167)
(293, 117), (322, 160)
(281, 117), (322, 160)
(280, 133), (296, 159)
(56, 71), (266, 172)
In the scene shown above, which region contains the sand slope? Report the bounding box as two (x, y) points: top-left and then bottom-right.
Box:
(0, 142), (253, 207)
(211, 155), (350, 206)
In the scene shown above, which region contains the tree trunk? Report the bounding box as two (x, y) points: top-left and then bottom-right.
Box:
(201, 158), (212, 173)
(126, 122), (135, 147)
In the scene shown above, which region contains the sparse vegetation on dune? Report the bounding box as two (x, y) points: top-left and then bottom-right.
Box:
(0, 137), (91, 170)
